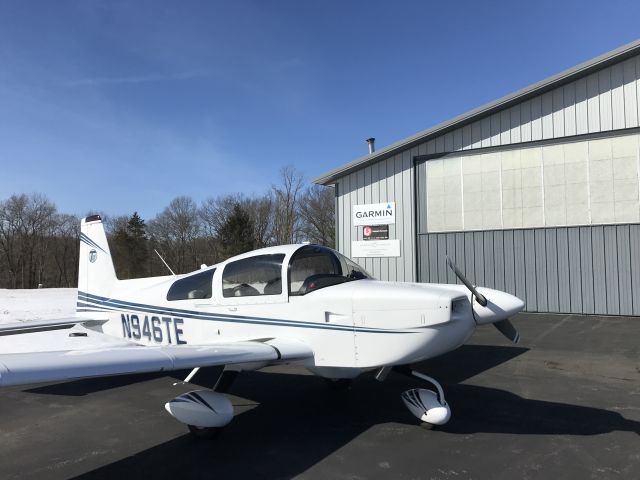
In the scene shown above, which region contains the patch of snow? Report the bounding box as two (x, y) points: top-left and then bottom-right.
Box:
(0, 288), (76, 324)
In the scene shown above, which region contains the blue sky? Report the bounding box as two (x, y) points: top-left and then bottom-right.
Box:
(1, 0), (639, 219)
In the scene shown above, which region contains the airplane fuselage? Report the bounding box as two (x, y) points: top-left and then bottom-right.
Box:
(79, 278), (477, 378)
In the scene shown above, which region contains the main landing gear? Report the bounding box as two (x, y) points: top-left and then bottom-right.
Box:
(391, 366), (452, 429)
(165, 367), (239, 439)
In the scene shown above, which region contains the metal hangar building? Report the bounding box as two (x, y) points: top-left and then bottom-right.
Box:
(314, 39), (640, 316)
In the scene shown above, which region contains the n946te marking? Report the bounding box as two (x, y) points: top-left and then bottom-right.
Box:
(121, 314), (185, 344)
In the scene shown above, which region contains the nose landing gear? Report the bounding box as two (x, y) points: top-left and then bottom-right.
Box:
(396, 367), (451, 428)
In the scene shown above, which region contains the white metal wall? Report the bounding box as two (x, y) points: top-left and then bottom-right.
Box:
(423, 133), (640, 232)
(423, 54), (640, 155)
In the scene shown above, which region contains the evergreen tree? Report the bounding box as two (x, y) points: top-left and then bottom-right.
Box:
(126, 212), (148, 278)
(109, 216), (132, 279)
(107, 212), (149, 279)
(219, 203), (256, 258)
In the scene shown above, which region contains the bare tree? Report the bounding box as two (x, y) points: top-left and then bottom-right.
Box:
(50, 213), (80, 287)
(299, 185), (335, 247)
(0, 194), (57, 288)
(0, 196), (23, 287)
(200, 195), (242, 237)
(148, 196), (201, 274)
(272, 166), (304, 245)
(245, 193), (274, 248)
(200, 194), (243, 263)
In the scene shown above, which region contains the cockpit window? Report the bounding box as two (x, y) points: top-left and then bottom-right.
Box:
(167, 268), (215, 301)
(222, 254), (285, 298)
(339, 255), (371, 281)
(288, 245), (371, 296)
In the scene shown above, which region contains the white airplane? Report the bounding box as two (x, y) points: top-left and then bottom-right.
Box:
(0, 215), (524, 437)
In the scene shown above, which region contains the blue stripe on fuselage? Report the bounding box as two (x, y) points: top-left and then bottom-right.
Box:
(77, 291), (414, 335)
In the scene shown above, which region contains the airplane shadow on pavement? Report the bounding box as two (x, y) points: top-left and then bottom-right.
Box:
(20, 344), (639, 479)
(23, 371), (180, 396)
(439, 383), (640, 436)
(25, 343), (520, 397)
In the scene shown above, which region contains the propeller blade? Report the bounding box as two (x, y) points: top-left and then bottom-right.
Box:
(446, 256), (487, 307)
(493, 319), (520, 344)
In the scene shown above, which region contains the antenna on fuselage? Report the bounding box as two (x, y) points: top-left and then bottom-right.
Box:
(154, 249), (176, 276)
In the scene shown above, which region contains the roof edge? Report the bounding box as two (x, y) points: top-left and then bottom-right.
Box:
(313, 38), (640, 185)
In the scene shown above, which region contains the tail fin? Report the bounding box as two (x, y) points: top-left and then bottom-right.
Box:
(78, 215), (117, 300)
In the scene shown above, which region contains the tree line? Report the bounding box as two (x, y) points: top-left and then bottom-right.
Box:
(0, 167), (335, 289)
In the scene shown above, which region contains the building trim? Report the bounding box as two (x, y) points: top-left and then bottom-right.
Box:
(413, 127), (640, 163)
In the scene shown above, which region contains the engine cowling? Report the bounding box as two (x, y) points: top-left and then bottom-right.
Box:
(165, 390), (233, 428)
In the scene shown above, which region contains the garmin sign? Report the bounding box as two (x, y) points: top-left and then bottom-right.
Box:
(353, 202), (396, 226)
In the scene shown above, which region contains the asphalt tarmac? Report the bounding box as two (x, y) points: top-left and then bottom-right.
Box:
(1, 313), (639, 480)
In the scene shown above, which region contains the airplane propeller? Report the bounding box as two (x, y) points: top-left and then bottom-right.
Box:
(493, 318), (520, 344)
(446, 256), (487, 307)
(445, 256), (520, 344)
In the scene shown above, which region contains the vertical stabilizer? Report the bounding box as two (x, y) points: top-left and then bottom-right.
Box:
(78, 215), (117, 302)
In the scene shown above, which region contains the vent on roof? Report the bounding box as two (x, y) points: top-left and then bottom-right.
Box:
(366, 137), (375, 154)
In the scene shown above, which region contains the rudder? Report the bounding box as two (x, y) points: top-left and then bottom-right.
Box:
(78, 215), (117, 302)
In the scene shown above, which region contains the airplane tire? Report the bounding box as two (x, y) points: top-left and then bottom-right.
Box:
(325, 378), (352, 391)
(420, 422), (436, 430)
(188, 425), (222, 439)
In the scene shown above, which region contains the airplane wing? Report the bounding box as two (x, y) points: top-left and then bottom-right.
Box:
(0, 325), (313, 388)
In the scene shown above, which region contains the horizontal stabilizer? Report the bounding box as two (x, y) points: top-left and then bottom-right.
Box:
(0, 317), (105, 336)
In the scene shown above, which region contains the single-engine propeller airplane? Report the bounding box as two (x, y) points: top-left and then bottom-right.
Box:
(0, 215), (524, 437)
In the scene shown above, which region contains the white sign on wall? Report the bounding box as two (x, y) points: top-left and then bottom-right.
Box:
(351, 239), (400, 258)
(353, 202), (396, 226)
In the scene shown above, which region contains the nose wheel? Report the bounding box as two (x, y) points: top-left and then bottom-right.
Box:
(396, 368), (451, 428)
(188, 425), (223, 439)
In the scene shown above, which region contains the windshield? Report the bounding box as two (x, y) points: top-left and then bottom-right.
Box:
(288, 245), (372, 296)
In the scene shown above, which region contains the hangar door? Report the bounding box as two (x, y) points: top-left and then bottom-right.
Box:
(415, 134), (640, 316)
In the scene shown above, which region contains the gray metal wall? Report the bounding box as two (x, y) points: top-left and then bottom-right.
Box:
(335, 149), (417, 282)
(417, 225), (640, 315)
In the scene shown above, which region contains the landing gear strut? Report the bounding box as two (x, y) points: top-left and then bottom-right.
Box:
(395, 366), (451, 428)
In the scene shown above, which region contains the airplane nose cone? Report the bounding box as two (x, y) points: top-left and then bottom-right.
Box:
(472, 288), (525, 325)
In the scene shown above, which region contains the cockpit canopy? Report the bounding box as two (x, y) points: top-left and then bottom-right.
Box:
(166, 245), (371, 301)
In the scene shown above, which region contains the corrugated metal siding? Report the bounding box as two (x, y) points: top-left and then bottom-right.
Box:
(417, 225), (640, 315)
(416, 54), (640, 154)
(335, 151), (417, 282)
